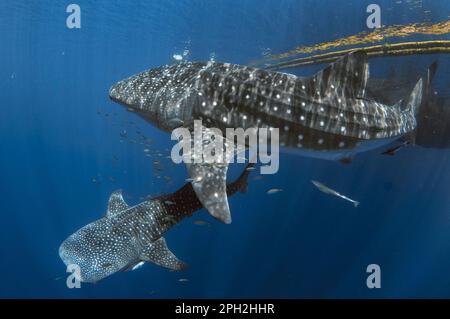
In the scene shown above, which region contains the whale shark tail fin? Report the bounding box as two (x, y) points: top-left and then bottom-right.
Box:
(304, 50), (369, 99)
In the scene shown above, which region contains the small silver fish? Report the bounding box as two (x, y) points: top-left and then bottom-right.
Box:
(193, 220), (209, 226)
(178, 278), (189, 282)
(266, 188), (283, 195)
(185, 177), (203, 183)
(311, 180), (359, 207)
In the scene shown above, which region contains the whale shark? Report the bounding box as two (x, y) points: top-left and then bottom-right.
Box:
(59, 165), (252, 283)
(109, 51), (429, 223)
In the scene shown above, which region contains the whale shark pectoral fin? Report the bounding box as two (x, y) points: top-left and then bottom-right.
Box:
(106, 190), (129, 217)
(181, 124), (233, 224)
(304, 50), (369, 98)
(140, 238), (187, 271)
(186, 162), (231, 224)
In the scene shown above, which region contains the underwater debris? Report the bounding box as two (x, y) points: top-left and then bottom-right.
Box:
(263, 40), (450, 70)
(255, 17), (450, 67)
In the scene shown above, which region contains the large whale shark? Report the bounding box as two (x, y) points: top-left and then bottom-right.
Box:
(109, 51), (429, 223)
(59, 165), (251, 283)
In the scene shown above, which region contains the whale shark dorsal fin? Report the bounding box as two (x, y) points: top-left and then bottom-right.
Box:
(394, 61), (437, 116)
(304, 51), (369, 99)
(106, 190), (129, 217)
(403, 77), (423, 115)
(140, 237), (187, 271)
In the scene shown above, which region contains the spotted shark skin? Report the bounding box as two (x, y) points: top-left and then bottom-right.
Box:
(109, 51), (427, 223)
(59, 165), (251, 283)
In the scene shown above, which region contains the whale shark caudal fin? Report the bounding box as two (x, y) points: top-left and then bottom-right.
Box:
(139, 237), (187, 271)
(304, 50), (369, 99)
(106, 190), (129, 217)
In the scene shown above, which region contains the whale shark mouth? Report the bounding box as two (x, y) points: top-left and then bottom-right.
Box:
(108, 51), (433, 224)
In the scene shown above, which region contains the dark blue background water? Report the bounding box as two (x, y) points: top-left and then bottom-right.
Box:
(1, 0), (450, 298)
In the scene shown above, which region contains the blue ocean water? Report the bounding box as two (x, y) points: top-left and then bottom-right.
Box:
(1, 0), (450, 298)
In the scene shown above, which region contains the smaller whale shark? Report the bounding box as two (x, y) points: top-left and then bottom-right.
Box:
(59, 165), (252, 283)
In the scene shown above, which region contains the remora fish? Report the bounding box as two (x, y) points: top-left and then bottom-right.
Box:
(59, 165), (252, 283)
(109, 51), (428, 223)
(311, 180), (359, 207)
